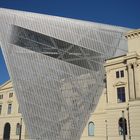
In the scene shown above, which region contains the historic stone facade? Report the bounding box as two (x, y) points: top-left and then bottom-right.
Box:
(0, 81), (28, 140)
(81, 30), (140, 140)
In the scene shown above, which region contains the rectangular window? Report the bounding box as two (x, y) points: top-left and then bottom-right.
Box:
(16, 123), (21, 135)
(7, 104), (12, 114)
(0, 94), (3, 99)
(116, 71), (119, 78)
(116, 70), (124, 78)
(0, 105), (2, 115)
(120, 70), (124, 77)
(9, 93), (13, 98)
(117, 87), (126, 103)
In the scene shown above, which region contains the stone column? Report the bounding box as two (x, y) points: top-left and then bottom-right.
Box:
(127, 64), (135, 100)
(133, 63), (140, 98)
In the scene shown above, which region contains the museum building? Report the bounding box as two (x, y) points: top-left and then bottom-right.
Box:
(0, 29), (140, 140)
(0, 8), (130, 140)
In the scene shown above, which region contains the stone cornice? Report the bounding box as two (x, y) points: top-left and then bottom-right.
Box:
(125, 29), (140, 40)
(113, 81), (127, 87)
(104, 52), (140, 67)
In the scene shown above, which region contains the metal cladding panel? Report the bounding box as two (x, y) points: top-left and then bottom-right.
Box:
(0, 8), (130, 140)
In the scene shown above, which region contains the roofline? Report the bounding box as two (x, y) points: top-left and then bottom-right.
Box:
(0, 8), (132, 31)
(105, 54), (126, 61)
(0, 80), (12, 89)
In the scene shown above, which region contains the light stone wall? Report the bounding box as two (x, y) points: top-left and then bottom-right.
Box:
(0, 81), (28, 140)
(0, 29), (140, 140)
(81, 29), (140, 140)
(125, 29), (140, 53)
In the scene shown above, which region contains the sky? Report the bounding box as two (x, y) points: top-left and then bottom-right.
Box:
(0, 0), (140, 85)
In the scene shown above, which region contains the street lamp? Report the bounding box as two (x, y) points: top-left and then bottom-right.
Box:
(19, 118), (22, 140)
(105, 120), (108, 140)
(122, 111), (126, 140)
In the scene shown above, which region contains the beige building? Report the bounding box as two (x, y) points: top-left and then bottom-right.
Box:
(0, 29), (140, 140)
(81, 29), (140, 140)
(0, 81), (28, 140)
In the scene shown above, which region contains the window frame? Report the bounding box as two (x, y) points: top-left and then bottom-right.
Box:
(116, 70), (124, 78)
(16, 123), (21, 135)
(9, 92), (13, 98)
(88, 121), (95, 136)
(7, 103), (12, 114)
(117, 87), (126, 103)
(120, 70), (124, 77)
(116, 71), (120, 78)
(0, 94), (3, 99)
(0, 104), (2, 115)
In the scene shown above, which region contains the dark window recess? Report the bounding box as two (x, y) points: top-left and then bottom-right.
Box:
(0, 105), (2, 115)
(120, 70), (124, 77)
(0, 94), (3, 99)
(9, 93), (13, 98)
(116, 70), (124, 78)
(116, 71), (119, 78)
(7, 104), (12, 114)
(117, 87), (126, 103)
(10, 25), (103, 71)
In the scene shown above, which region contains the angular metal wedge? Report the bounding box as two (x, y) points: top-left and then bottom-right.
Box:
(0, 8), (130, 140)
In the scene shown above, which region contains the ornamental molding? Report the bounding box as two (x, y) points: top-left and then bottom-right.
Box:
(113, 81), (127, 87)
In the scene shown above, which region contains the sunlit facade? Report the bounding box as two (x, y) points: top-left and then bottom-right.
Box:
(0, 8), (129, 140)
(0, 81), (28, 140)
(81, 29), (140, 140)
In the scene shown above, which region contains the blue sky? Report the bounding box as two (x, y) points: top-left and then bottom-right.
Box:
(0, 0), (140, 85)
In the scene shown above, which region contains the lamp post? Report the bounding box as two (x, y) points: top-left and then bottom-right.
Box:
(19, 118), (22, 140)
(127, 104), (131, 140)
(122, 111), (126, 140)
(105, 120), (108, 140)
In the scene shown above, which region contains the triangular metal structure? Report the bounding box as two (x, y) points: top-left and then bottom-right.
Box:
(0, 8), (130, 140)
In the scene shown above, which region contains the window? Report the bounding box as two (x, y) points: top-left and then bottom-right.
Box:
(120, 70), (124, 77)
(88, 122), (95, 136)
(116, 70), (124, 78)
(118, 118), (127, 135)
(9, 93), (13, 98)
(7, 104), (12, 114)
(0, 105), (2, 115)
(0, 94), (3, 99)
(16, 123), (21, 135)
(11, 25), (100, 70)
(116, 71), (119, 78)
(117, 87), (126, 103)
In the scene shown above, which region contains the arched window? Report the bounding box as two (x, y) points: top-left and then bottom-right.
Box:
(16, 123), (20, 135)
(118, 118), (127, 135)
(3, 123), (11, 140)
(88, 122), (95, 136)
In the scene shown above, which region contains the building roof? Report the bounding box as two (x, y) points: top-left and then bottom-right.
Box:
(0, 80), (12, 91)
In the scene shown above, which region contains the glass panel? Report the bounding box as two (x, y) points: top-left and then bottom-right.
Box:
(120, 70), (124, 77)
(119, 118), (127, 135)
(88, 122), (95, 136)
(16, 123), (20, 135)
(11, 25), (102, 70)
(7, 104), (12, 114)
(116, 71), (119, 78)
(117, 87), (126, 103)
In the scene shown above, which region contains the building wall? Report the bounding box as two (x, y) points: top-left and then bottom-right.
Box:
(0, 81), (28, 140)
(81, 29), (140, 140)
(0, 29), (140, 140)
